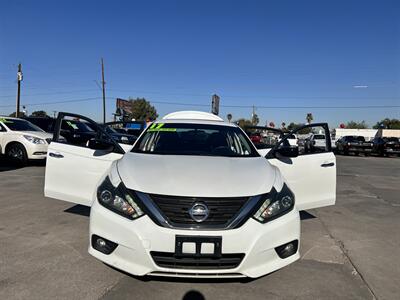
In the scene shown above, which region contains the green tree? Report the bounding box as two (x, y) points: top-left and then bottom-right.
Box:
(8, 111), (26, 117)
(30, 110), (48, 117)
(346, 120), (368, 129)
(129, 98), (158, 121)
(235, 118), (253, 130)
(251, 113), (259, 125)
(373, 118), (400, 129)
(287, 122), (311, 134)
(287, 122), (303, 131)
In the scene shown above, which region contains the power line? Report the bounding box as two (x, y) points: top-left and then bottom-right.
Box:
(0, 96), (399, 110)
(0, 89), (100, 98)
(107, 88), (400, 100)
(0, 97), (101, 108)
(150, 100), (400, 109)
(1, 85), (399, 100)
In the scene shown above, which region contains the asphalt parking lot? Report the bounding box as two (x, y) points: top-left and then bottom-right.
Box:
(0, 156), (399, 300)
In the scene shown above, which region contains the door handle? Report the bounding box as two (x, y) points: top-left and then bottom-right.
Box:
(49, 152), (64, 158)
(321, 162), (334, 167)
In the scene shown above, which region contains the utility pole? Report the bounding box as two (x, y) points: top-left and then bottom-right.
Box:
(16, 63), (23, 117)
(101, 58), (106, 123)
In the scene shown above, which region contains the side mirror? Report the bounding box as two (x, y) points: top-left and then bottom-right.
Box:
(275, 145), (299, 158)
(87, 138), (115, 152)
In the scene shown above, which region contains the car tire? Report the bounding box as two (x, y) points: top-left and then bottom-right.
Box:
(6, 143), (28, 165)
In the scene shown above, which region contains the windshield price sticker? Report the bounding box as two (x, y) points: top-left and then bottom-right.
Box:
(148, 123), (177, 132)
(66, 121), (79, 130)
(0, 118), (13, 123)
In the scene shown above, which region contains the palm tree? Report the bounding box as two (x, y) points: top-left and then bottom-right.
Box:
(306, 113), (314, 124)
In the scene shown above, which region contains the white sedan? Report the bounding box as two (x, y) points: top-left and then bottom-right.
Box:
(44, 111), (336, 278)
(0, 117), (53, 164)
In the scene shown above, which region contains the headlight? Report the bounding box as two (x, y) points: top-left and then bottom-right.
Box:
(23, 135), (46, 144)
(97, 176), (144, 220)
(253, 183), (295, 223)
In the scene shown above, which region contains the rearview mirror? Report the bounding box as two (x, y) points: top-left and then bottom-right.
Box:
(275, 145), (299, 158)
(87, 138), (115, 152)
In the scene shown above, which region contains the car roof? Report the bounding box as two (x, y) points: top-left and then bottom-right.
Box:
(157, 111), (236, 127)
(162, 111), (224, 121)
(154, 118), (237, 127)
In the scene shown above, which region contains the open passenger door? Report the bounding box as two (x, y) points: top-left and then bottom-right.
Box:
(44, 113), (125, 206)
(251, 124), (336, 211)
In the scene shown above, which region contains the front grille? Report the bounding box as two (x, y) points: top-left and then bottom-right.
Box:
(149, 194), (249, 227)
(151, 251), (244, 270)
(46, 138), (52, 144)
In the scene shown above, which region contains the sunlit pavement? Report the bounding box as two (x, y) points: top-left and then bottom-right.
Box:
(0, 156), (399, 299)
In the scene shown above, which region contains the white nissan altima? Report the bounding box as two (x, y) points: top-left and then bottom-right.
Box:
(44, 111), (336, 278)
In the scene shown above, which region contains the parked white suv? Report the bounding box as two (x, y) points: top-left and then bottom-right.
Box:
(44, 111), (336, 278)
(0, 117), (53, 164)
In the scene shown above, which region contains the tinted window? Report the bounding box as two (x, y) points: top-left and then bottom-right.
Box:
(356, 136), (365, 142)
(62, 120), (94, 132)
(344, 136), (356, 142)
(1, 118), (43, 132)
(25, 117), (54, 132)
(132, 123), (259, 157)
(385, 137), (399, 142)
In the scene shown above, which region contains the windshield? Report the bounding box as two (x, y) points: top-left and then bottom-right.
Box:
(132, 123), (259, 157)
(0, 118), (43, 132)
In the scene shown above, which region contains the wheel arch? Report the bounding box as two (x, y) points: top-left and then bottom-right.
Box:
(5, 141), (27, 155)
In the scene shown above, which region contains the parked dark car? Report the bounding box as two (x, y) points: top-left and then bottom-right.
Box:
(105, 121), (146, 137)
(90, 124), (138, 145)
(23, 116), (55, 133)
(372, 137), (400, 156)
(335, 135), (366, 155)
(382, 137), (400, 156)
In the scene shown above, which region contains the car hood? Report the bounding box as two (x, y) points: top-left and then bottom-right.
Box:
(13, 131), (53, 139)
(117, 152), (277, 197)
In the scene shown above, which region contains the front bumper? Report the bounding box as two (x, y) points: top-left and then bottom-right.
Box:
(25, 143), (48, 159)
(88, 200), (300, 278)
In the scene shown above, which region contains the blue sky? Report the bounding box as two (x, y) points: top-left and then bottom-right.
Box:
(0, 0), (399, 126)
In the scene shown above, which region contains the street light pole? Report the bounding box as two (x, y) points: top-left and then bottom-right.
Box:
(101, 58), (106, 123)
(16, 63), (23, 117)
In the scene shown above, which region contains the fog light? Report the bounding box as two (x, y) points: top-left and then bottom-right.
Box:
(91, 235), (118, 255)
(96, 238), (106, 248)
(100, 190), (113, 203)
(275, 240), (298, 259)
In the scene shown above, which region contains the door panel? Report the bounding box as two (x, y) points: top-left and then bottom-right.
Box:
(266, 123), (336, 210)
(45, 142), (123, 206)
(268, 152), (336, 210)
(44, 113), (124, 206)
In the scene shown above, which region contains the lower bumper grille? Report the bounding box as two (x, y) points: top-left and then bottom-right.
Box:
(149, 271), (245, 278)
(151, 251), (244, 270)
